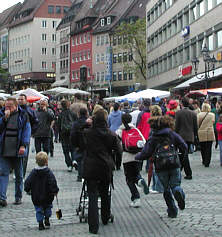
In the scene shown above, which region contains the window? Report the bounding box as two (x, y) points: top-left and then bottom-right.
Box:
(76, 53), (79, 62)
(101, 18), (105, 26)
(56, 6), (61, 14)
(207, 34), (214, 51)
(101, 53), (105, 63)
(159, 59), (163, 72)
(172, 20), (177, 35)
(184, 46), (190, 62)
(96, 54), (100, 64)
(113, 72), (117, 81)
(118, 36), (122, 45)
(190, 6), (197, 22)
(42, 48), (47, 55)
(118, 53), (122, 63)
(72, 38), (75, 46)
(72, 54), (75, 63)
(79, 52), (82, 61)
(88, 33), (91, 42)
(52, 48), (56, 55)
(167, 24), (171, 39)
(123, 71), (127, 80)
(48, 5), (54, 14)
(113, 54), (117, 63)
(129, 71), (133, 80)
(83, 51), (87, 60)
(88, 50), (91, 59)
(191, 43), (197, 59)
(184, 11), (189, 26)
(52, 34), (56, 42)
(101, 72), (105, 81)
(198, 38), (204, 56)
(129, 52), (133, 61)
(79, 36), (82, 44)
(113, 36), (117, 46)
(107, 17), (111, 25)
(216, 30), (222, 48)
(123, 52), (127, 62)
(52, 62), (56, 70)
(52, 21), (57, 28)
(101, 35), (104, 45)
(42, 34), (46, 41)
(63, 6), (69, 13)
(42, 61), (47, 69)
(105, 35), (109, 44)
(72, 71), (75, 79)
(118, 71), (122, 81)
(178, 49), (183, 65)
(84, 34), (87, 43)
(96, 36), (100, 46)
(96, 72), (100, 82)
(199, 1), (204, 17)
(208, 0), (213, 10)
(178, 16), (183, 31)
(42, 20), (47, 28)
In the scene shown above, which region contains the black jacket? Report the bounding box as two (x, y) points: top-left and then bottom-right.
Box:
(83, 122), (122, 182)
(24, 167), (59, 207)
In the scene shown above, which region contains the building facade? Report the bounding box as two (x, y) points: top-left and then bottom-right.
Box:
(146, 0), (222, 90)
(8, 0), (72, 91)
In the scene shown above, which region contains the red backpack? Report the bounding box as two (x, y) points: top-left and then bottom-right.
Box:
(122, 127), (146, 153)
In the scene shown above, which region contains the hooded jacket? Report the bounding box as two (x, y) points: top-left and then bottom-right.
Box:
(24, 167), (59, 206)
(136, 108), (151, 140)
(83, 121), (122, 182)
(135, 127), (188, 170)
(108, 110), (122, 132)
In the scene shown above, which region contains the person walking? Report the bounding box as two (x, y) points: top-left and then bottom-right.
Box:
(216, 114), (222, 166)
(57, 100), (77, 172)
(135, 115), (188, 218)
(18, 93), (39, 178)
(34, 99), (54, 155)
(0, 97), (31, 206)
(24, 152), (59, 230)
(175, 97), (197, 180)
(197, 103), (215, 167)
(83, 109), (122, 234)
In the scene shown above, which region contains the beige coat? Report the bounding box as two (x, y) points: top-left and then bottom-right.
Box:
(197, 112), (215, 142)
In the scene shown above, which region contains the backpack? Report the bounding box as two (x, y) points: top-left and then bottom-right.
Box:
(122, 127), (146, 153)
(153, 135), (180, 171)
(60, 110), (75, 135)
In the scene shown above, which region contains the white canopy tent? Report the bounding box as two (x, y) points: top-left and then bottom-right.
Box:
(43, 87), (90, 96)
(12, 88), (47, 99)
(0, 93), (10, 100)
(135, 89), (170, 99)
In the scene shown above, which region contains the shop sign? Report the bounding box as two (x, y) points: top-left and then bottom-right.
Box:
(178, 65), (192, 78)
(217, 52), (222, 61)
(181, 26), (190, 38)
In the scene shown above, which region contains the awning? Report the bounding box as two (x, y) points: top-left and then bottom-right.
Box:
(51, 79), (69, 88)
(174, 67), (222, 89)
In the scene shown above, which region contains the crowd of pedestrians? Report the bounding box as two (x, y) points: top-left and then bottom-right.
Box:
(0, 92), (222, 234)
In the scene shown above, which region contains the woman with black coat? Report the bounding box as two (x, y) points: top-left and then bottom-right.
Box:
(83, 109), (122, 234)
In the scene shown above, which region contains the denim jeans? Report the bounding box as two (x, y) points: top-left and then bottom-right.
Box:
(152, 170), (164, 193)
(34, 204), (52, 222)
(123, 162), (141, 201)
(218, 140), (222, 165)
(157, 168), (185, 216)
(34, 137), (50, 155)
(0, 156), (23, 201)
(23, 143), (30, 178)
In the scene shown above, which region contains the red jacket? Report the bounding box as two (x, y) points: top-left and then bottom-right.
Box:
(136, 110), (151, 140)
(216, 122), (222, 140)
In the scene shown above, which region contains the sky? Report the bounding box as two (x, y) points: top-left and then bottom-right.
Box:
(0, 0), (23, 13)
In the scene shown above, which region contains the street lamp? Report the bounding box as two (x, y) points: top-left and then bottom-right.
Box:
(191, 44), (217, 89)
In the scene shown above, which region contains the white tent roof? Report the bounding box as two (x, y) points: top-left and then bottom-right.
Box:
(0, 93), (10, 100)
(135, 89), (170, 99)
(13, 88), (47, 99)
(43, 87), (90, 96)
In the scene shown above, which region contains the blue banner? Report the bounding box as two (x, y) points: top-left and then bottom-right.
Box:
(105, 46), (112, 81)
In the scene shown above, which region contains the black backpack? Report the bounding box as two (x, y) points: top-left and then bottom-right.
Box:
(153, 135), (180, 171)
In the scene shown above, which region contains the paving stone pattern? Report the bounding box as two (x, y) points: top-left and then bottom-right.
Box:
(1, 139), (222, 237)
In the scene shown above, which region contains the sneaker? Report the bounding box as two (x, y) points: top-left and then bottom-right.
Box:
(13, 198), (22, 205)
(39, 221), (45, 230)
(138, 179), (149, 195)
(72, 160), (78, 170)
(184, 176), (192, 180)
(168, 212), (177, 218)
(130, 198), (141, 208)
(0, 199), (7, 207)
(68, 166), (73, 172)
(44, 218), (50, 228)
(149, 189), (159, 194)
(174, 191), (185, 210)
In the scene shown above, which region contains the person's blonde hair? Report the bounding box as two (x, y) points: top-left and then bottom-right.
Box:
(36, 152), (48, 167)
(201, 103), (211, 112)
(150, 105), (162, 117)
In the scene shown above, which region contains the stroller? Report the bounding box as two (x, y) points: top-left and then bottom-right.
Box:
(76, 180), (114, 223)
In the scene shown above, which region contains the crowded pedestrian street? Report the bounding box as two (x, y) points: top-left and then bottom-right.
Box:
(1, 138), (221, 237)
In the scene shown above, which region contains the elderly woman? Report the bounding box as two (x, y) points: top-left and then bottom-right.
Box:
(197, 103), (215, 167)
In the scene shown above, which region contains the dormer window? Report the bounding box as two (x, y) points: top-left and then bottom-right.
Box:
(101, 18), (105, 27)
(107, 17), (111, 25)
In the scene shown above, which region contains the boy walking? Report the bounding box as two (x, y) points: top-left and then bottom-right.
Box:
(24, 152), (59, 230)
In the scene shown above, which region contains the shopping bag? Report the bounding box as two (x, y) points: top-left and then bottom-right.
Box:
(55, 195), (62, 220)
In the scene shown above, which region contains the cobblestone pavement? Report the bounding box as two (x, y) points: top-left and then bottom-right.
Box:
(1, 139), (222, 237)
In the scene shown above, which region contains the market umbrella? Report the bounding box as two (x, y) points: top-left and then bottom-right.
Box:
(26, 96), (41, 103)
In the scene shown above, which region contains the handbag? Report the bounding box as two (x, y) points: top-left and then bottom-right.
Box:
(55, 195), (62, 220)
(199, 112), (209, 129)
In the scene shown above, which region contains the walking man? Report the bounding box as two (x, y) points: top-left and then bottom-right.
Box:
(0, 97), (31, 206)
